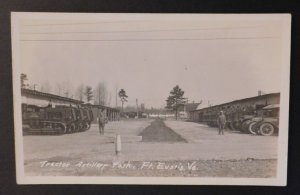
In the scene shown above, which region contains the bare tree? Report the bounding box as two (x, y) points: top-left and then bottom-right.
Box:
(108, 92), (112, 106)
(55, 83), (63, 96)
(76, 84), (85, 101)
(62, 81), (74, 98)
(55, 81), (74, 97)
(40, 81), (52, 93)
(94, 82), (108, 105)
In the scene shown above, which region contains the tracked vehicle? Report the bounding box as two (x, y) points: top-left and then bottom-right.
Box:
(22, 104), (93, 135)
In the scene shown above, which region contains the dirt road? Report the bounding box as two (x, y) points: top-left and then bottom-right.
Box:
(23, 119), (278, 177)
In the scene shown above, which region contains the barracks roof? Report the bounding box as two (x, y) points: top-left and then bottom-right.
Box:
(21, 88), (84, 104)
(21, 88), (120, 112)
(190, 93), (280, 112)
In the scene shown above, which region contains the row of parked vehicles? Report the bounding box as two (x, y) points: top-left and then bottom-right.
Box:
(203, 104), (279, 136)
(22, 104), (94, 135)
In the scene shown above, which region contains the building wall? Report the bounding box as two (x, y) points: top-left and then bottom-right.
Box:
(90, 107), (120, 124)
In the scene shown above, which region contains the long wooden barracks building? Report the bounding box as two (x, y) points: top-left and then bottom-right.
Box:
(189, 93), (280, 122)
(21, 88), (120, 123)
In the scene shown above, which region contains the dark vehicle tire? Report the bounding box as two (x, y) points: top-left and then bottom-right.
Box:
(248, 122), (258, 135)
(259, 123), (275, 136)
(57, 124), (67, 134)
(241, 120), (251, 133)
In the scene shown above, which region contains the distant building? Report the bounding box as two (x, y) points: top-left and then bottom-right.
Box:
(141, 103), (145, 112)
(177, 102), (201, 119)
(84, 104), (120, 123)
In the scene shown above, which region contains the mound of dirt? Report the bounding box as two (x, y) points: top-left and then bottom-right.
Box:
(140, 119), (187, 142)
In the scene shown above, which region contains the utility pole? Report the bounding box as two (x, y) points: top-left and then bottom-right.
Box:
(136, 98), (139, 119)
(98, 85), (101, 105)
(115, 86), (118, 107)
(33, 84), (38, 91)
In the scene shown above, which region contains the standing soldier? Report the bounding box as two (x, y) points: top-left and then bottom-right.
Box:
(98, 109), (105, 135)
(218, 111), (226, 135)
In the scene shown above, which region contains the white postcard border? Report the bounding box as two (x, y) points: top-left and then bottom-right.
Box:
(11, 12), (291, 185)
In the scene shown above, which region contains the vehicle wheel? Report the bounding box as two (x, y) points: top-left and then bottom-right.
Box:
(78, 123), (84, 131)
(259, 123), (275, 136)
(241, 120), (251, 133)
(248, 122), (258, 135)
(57, 124), (66, 134)
(67, 123), (76, 133)
(71, 124), (76, 132)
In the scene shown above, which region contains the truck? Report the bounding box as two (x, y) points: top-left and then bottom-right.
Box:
(247, 104), (279, 136)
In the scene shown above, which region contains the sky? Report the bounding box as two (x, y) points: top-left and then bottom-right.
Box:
(19, 15), (285, 108)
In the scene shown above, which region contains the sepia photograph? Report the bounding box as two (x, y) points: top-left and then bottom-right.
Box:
(11, 13), (291, 185)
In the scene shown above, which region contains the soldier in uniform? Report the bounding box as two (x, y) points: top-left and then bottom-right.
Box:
(98, 109), (105, 135)
(218, 111), (226, 135)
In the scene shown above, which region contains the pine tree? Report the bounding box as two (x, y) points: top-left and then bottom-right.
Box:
(166, 85), (187, 120)
(118, 89), (128, 113)
(85, 86), (93, 103)
(20, 73), (28, 88)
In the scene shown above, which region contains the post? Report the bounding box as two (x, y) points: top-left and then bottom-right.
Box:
(115, 134), (121, 156)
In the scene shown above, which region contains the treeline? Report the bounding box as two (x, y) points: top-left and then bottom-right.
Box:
(20, 73), (113, 106)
